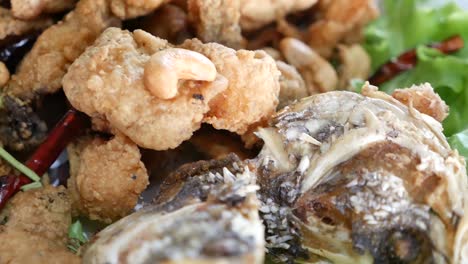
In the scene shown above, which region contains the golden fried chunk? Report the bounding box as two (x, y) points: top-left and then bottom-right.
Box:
(6, 0), (120, 99)
(276, 60), (307, 108)
(239, 0), (318, 31)
(110, 0), (168, 19)
(0, 61), (10, 87)
(180, 38), (280, 134)
(188, 0), (245, 49)
(0, 228), (80, 264)
(63, 28), (227, 150)
(11, 0), (76, 20)
(5, 185), (72, 245)
(307, 0), (379, 58)
(337, 44), (371, 89)
(392, 83), (449, 122)
(0, 7), (52, 40)
(68, 135), (149, 223)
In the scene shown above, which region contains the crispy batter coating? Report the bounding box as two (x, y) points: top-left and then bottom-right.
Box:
(180, 38), (280, 134)
(336, 44), (371, 89)
(307, 0), (379, 58)
(63, 28), (227, 150)
(4, 185), (72, 244)
(0, 7), (52, 40)
(239, 0), (318, 31)
(0, 61), (9, 87)
(392, 83), (449, 122)
(137, 4), (190, 44)
(110, 0), (168, 19)
(188, 0), (245, 49)
(11, 0), (76, 20)
(276, 60), (307, 108)
(5, 0), (120, 99)
(68, 135), (149, 223)
(0, 228), (80, 264)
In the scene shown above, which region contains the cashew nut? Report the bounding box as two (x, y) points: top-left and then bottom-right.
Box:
(144, 48), (217, 100)
(279, 37), (337, 94)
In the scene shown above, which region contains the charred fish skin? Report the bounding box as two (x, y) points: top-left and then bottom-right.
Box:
(255, 84), (468, 263)
(83, 155), (265, 264)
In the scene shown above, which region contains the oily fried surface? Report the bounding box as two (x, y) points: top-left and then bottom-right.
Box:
(68, 134), (149, 223)
(110, 0), (168, 19)
(0, 228), (80, 264)
(392, 83), (449, 122)
(0, 7), (52, 39)
(276, 60), (307, 108)
(11, 0), (76, 20)
(239, 0), (318, 31)
(4, 185), (72, 244)
(63, 28), (227, 150)
(5, 0), (120, 99)
(180, 38), (280, 135)
(188, 0), (244, 49)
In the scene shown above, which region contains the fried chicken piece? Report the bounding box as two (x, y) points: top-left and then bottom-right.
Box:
(5, 0), (120, 100)
(0, 61), (9, 87)
(276, 60), (307, 108)
(137, 4), (190, 44)
(279, 37), (337, 94)
(63, 28), (227, 150)
(110, 0), (169, 19)
(3, 185), (72, 244)
(188, 0), (245, 49)
(68, 134), (149, 223)
(307, 0), (379, 58)
(239, 0), (318, 31)
(0, 228), (80, 264)
(336, 44), (371, 89)
(11, 0), (76, 20)
(392, 83), (449, 122)
(180, 38), (280, 135)
(0, 7), (52, 40)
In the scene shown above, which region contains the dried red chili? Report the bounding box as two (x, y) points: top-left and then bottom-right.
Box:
(0, 109), (89, 210)
(369, 35), (464, 86)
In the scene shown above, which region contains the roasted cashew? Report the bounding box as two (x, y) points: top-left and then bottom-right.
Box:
(144, 48), (217, 100)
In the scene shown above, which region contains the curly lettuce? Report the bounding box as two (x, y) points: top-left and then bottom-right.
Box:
(364, 0), (468, 145)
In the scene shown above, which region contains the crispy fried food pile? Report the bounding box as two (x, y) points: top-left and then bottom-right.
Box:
(68, 134), (149, 223)
(254, 83), (468, 263)
(83, 155), (265, 264)
(0, 186), (79, 263)
(63, 27), (280, 150)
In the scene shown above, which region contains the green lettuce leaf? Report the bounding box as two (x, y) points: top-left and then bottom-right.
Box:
(448, 129), (468, 166)
(364, 0), (468, 140)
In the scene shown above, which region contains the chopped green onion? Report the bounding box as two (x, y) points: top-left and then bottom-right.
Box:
(20, 181), (42, 191)
(0, 146), (41, 182)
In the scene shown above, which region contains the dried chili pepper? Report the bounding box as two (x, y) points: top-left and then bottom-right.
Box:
(369, 35), (464, 86)
(0, 109), (89, 210)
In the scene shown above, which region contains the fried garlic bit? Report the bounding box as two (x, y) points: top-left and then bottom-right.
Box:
(63, 28), (228, 150)
(392, 83), (449, 122)
(180, 38), (280, 135)
(279, 37), (337, 94)
(239, 0), (318, 31)
(11, 0), (76, 20)
(67, 134), (149, 223)
(6, 0), (120, 99)
(0, 7), (52, 39)
(307, 0), (379, 58)
(188, 0), (245, 49)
